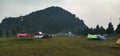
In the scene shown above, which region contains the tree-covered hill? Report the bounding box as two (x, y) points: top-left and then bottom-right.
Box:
(0, 6), (88, 34)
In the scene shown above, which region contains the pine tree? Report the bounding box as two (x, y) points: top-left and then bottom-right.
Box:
(95, 25), (100, 34)
(116, 23), (120, 34)
(99, 26), (106, 35)
(106, 22), (114, 35)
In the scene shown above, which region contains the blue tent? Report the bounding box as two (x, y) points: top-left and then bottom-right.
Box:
(97, 35), (106, 40)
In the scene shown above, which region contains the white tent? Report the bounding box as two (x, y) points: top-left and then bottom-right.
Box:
(67, 32), (74, 36)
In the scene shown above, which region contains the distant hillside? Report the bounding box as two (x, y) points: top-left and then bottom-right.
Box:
(0, 6), (88, 34)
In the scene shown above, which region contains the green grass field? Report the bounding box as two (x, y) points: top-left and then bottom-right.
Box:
(0, 36), (120, 56)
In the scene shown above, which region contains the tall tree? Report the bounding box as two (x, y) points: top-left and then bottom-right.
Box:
(116, 23), (120, 34)
(106, 22), (114, 35)
(99, 26), (106, 34)
(95, 25), (100, 34)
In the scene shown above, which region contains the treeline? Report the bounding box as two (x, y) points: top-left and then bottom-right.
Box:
(76, 22), (120, 36)
(0, 22), (119, 37)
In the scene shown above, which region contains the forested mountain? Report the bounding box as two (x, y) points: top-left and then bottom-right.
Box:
(0, 6), (88, 34)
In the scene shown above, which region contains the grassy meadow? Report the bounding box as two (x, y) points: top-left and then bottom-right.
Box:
(0, 36), (120, 56)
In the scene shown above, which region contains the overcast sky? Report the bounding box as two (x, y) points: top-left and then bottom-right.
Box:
(0, 0), (120, 29)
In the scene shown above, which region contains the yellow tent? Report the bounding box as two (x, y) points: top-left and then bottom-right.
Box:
(116, 39), (120, 44)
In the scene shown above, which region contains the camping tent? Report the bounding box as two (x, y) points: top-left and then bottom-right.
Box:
(97, 35), (106, 40)
(67, 32), (74, 36)
(116, 39), (120, 44)
(87, 34), (97, 38)
(87, 34), (106, 40)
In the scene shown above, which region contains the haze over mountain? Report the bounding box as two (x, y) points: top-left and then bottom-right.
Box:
(0, 6), (88, 34)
